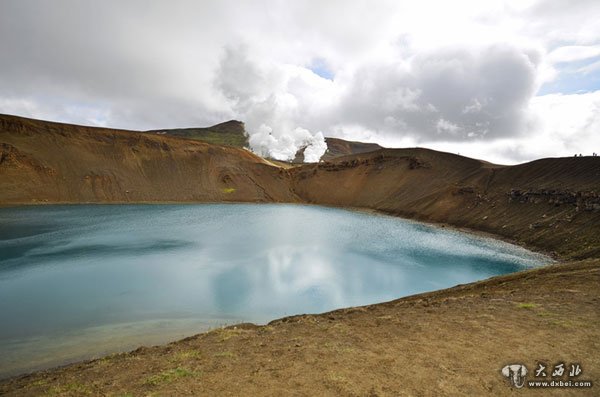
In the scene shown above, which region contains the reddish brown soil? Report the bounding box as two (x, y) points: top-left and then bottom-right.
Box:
(0, 114), (296, 204)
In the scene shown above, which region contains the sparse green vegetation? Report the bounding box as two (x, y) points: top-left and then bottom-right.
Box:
(45, 382), (92, 396)
(97, 352), (122, 366)
(222, 187), (236, 194)
(216, 327), (242, 342)
(145, 367), (197, 386)
(152, 123), (248, 148)
(214, 351), (236, 358)
(323, 341), (356, 354)
(516, 302), (538, 309)
(171, 350), (202, 362)
(31, 379), (47, 387)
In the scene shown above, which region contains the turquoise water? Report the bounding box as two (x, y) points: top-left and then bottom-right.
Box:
(0, 204), (549, 377)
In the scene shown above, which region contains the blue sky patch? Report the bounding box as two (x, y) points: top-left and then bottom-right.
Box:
(309, 58), (334, 80)
(538, 56), (600, 95)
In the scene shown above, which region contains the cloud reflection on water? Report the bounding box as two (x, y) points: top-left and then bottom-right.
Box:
(0, 204), (551, 378)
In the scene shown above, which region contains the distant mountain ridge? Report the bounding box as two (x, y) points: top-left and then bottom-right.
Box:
(148, 119), (384, 162)
(291, 137), (384, 163)
(322, 138), (383, 161)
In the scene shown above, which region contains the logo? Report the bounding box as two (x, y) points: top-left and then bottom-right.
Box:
(501, 362), (592, 389)
(501, 364), (528, 388)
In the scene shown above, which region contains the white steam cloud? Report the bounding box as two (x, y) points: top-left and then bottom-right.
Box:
(215, 45), (328, 162)
(249, 126), (327, 162)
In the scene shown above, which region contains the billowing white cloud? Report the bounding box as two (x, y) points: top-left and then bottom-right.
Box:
(0, 0), (599, 163)
(416, 92), (600, 164)
(331, 45), (540, 142)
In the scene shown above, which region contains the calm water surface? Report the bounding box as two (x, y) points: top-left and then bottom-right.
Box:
(0, 204), (549, 377)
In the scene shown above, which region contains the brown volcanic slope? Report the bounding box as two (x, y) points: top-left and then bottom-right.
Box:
(1, 114), (600, 396)
(0, 114), (295, 204)
(290, 149), (600, 259)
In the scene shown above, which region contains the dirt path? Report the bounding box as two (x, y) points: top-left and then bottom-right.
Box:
(2, 259), (598, 396)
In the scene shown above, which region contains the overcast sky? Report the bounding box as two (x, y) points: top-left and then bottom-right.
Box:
(1, 0), (600, 164)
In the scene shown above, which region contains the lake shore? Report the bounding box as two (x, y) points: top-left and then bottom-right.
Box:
(1, 257), (598, 396)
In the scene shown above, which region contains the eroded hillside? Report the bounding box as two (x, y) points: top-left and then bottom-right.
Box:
(0, 115), (296, 204)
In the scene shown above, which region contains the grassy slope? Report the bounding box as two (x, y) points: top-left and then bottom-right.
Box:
(146, 120), (249, 148)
